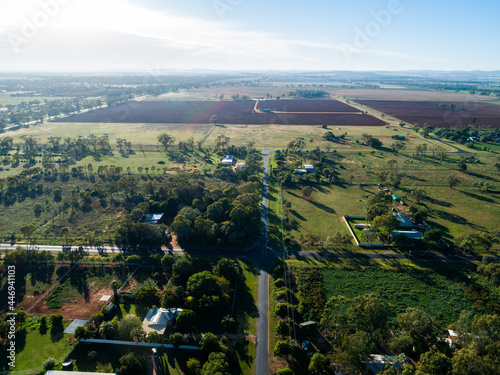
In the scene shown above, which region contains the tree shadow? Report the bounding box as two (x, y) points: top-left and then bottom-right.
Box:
(50, 323), (64, 343)
(429, 198), (453, 208)
(289, 209), (307, 222)
(460, 190), (496, 203)
(309, 200), (336, 214)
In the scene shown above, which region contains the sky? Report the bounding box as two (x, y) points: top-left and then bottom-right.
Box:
(0, 0), (499, 72)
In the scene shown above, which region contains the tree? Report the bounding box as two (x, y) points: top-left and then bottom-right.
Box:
(171, 256), (196, 286)
(117, 315), (142, 341)
(215, 134), (230, 148)
(302, 186), (313, 199)
(158, 133), (175, 152)
(275, 303), (290, 319)
(417, 351), (452, 375)
(200, 332), (222, 353)
(422, 124), (434, 138)
(309, 353), (329, 374)
(20, 223), (37, 243)
(147, 331), (160, 343)
(100, 320), (117, 339)
(273, 340), (292, 358)
(448, 175), (461, 189)
(61, 227), (70, 244)
(424, 229), (443, 244)
(372, 213), (400, 236)
(170, 332), (184, 348)
(135, 285), (159, 306)
(201, 352), (230, 375)
(209, 115), (218, 125)
(186, 358), (202, 375)
(458, 158), (468, 172)
(117, 352), (147, 375)
(397, 308), (436, 354)
(186, 271), (223, 299)
(494, 162), (500, 175)
(436, 150), (447, 164)
(391, 140), (406, 152)
(213, 258), (240, 285)
(338, 332), (374, 372)
(277, 319), (290, 337)
(410, 186), (428, 204)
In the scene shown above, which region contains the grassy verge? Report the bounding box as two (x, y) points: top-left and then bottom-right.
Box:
(0, 319), (72, 372)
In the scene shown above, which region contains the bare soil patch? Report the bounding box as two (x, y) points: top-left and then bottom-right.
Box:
(358, 100), (500, 128)
(53, 100), (386, 126)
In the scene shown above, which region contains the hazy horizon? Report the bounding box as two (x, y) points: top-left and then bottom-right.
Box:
(1, 0), (499, 73)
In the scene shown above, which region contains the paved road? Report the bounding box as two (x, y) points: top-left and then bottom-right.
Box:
(255, 149), (273, 375)
(0, 243), (184, 254)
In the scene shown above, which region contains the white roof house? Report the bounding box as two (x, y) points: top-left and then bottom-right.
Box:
(222, 155), (235, 165)
(236, 162), (245, 169)
(304, 164), (315, 172)
(142, 307), (183, 335)
(394, 213), (414, 228)
(391, 230), (424, 239)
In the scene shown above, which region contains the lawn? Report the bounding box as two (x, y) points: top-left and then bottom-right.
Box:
(205, 123), (435, 150)
(0, 318), (73, 372)
(282, 184), (376, 244)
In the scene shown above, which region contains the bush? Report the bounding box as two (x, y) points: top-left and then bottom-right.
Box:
(277, 366), (294, 375)
(274, 278), (285, 288)
(43, 357), (56, 371)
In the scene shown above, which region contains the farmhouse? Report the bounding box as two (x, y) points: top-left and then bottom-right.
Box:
(391, 230), (424, 239)
(222, 155), (235, 165)
(393, 213), (414, 228)
(140, 213), (167, 225)
(142, 307), (183, 335)
(304, 164), (315, 172)
(293, 169), (308, 174)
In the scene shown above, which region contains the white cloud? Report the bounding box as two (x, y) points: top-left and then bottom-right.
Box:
(0, 0), (445, 71)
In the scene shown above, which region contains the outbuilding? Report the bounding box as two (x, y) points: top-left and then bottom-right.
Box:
(393, 213), (414, 228)
(222, 155), (235, 165)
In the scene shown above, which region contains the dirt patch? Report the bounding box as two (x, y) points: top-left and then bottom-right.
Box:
(32, 285), (113, 320)
(358, 100), (500, 128)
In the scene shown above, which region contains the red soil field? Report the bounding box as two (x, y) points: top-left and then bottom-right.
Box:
(358, 100), (500, 128)
(255, 99), (360, 113)
(53, 100), (386, 126)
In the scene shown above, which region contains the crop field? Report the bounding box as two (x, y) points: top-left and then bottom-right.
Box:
(331, 88), (498, 102)
(321, 268), (475, 326)
(53, 100), (386, 126)
(358, 100), (500, 128)
(255, 99), (360, 113)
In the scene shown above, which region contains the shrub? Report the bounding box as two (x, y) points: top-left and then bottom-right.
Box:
(43, 358), (56, 371)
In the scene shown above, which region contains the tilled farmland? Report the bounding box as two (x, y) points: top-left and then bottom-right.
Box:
(53, 100), (386, 126)
(358, 100), (500, 128)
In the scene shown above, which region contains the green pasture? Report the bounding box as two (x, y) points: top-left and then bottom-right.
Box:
(320, 267), (474, 327)
(0, 93), (69, 106)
